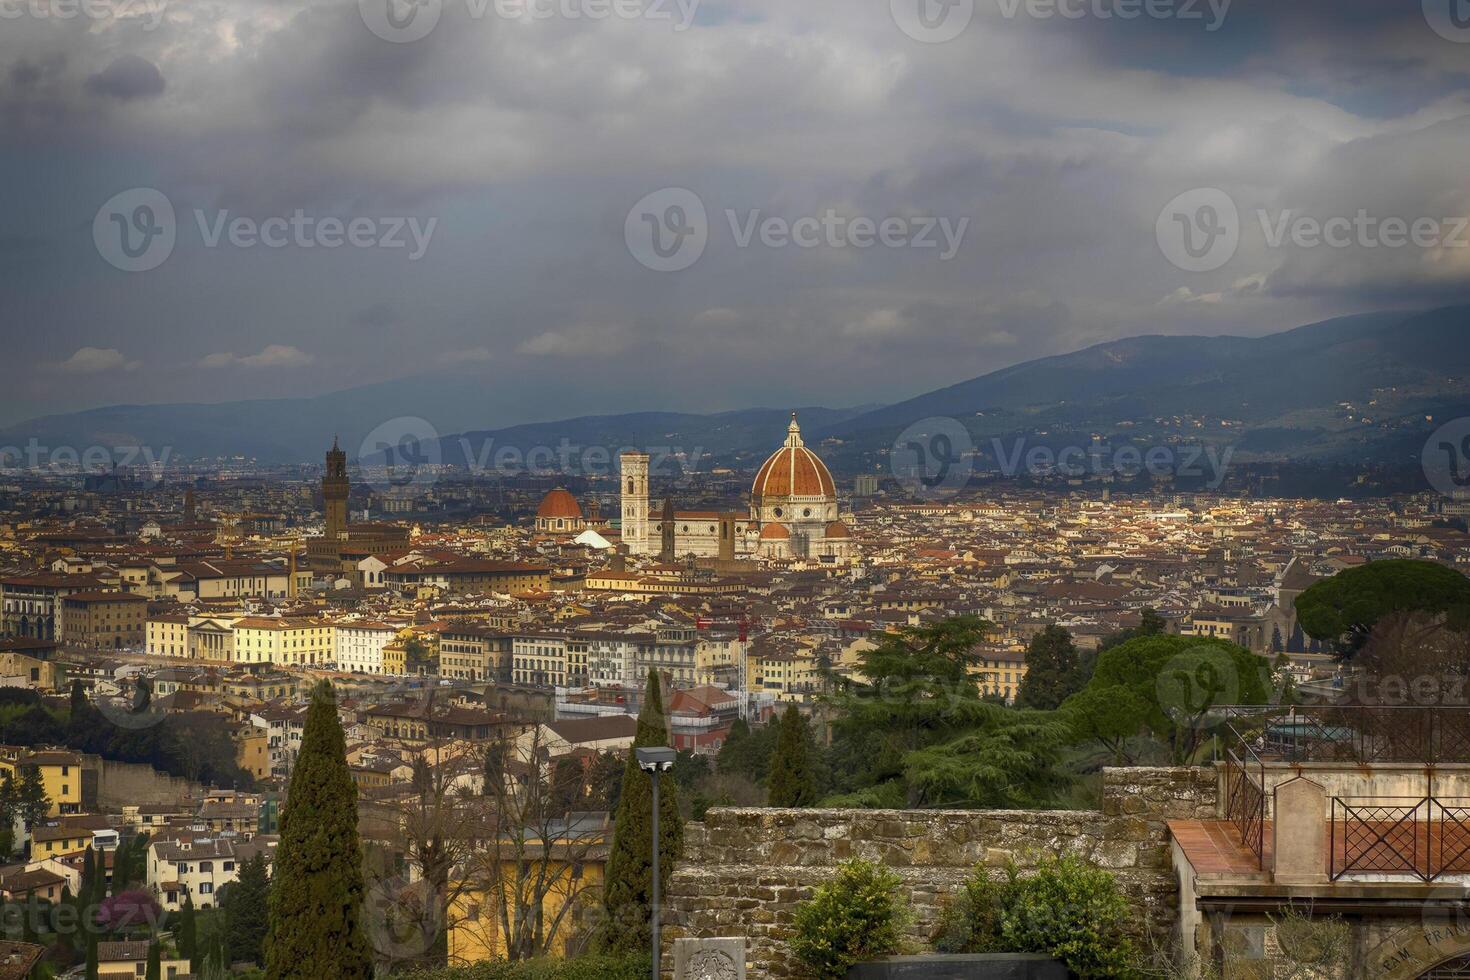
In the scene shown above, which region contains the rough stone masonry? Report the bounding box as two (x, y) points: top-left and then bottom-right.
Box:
(659, 767), (1219, 979)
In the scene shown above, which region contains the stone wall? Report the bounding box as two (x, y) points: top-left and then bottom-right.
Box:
(660, 767), (1218, 979)
(90, 755), (204, 809)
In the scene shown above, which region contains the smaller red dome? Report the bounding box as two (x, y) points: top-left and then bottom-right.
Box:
(759, 523), (790, 540)
(536, 488), (583, 520)
(824, 521), (851, 538)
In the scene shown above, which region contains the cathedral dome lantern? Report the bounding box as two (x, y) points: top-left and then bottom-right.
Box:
(751, 413), (837, 503)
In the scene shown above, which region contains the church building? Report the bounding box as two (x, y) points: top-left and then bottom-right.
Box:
(619, 414), (855, 561)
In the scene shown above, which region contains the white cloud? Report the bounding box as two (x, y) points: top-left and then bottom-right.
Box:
(200, 345), (315, 369)
(517, 324), (632, 357)
(437, 347), (494, 366)
(57, 348), (140, 374)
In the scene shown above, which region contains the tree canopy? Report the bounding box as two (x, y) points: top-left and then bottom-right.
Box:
(827, 616), (1070, 808)
(1295, 559), (1470, 657)
(1014, 625), (1087, 710)
(1062, 634), (1269, 763)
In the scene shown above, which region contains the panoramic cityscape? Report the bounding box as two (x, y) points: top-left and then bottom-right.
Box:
(5, 0), (1470, 978)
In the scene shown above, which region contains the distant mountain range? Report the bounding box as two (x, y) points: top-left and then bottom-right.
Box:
(6, 306), (1469, 473)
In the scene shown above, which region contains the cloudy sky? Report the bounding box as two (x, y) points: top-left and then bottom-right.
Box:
(3, 0), (1470, 429)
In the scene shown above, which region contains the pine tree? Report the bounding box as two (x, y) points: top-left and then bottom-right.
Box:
(177, 893), (198, 969)
(224, 852), (270, 965)
(145, 939), (161, 980)
(264, 682), (372, 979)
(767, 705), (817, 807)
(601, 670), (683, 953)
(1015, 625), (1085, 710)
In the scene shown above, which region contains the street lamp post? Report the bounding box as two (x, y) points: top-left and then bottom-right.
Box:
(636, 746), (677, 980)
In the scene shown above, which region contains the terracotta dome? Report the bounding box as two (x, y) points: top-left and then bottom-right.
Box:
(536, 488), (583, 520)
(759, 523), (791, 540)
(752, 414), (836, 499)
(824, 520), (851, 538)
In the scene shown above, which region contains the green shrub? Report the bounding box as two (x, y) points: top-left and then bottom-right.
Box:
(396, 953), (650, 980)
(789, 859), (909, 979)
(932, 865), (1018, 954)
(935, 855), (1139, 979)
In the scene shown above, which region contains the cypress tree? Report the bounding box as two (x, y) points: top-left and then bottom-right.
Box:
(145, 939), (161, 980)
(224, 852), (270, 965)
(767, 705), (817, 807)
(264, 682), (372, 979)
(177, 893), (198, 969)
(601, 670), (683, 953)
(80, 847), (96, 904)
(1015, 624), (1085, 710)
(85, 932), (98, 980)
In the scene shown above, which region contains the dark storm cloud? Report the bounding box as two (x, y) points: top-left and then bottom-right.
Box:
(0, 0), (1467, 428)
(85, 53), (165, 100)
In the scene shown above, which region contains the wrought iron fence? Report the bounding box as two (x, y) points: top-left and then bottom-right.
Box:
(1224, 749), (1265, 865)
(1220, 705), (1470, 766)
(1330, 796), (1470, 881)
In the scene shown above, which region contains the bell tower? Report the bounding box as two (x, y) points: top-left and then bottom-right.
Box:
(323, 436), (349, 541)
(620, 451), (649, 554)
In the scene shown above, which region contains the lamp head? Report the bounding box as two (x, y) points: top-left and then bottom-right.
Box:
(635, 746), (676, 774)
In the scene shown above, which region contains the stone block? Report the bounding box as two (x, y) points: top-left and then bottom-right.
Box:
(674, 937), (746, 980)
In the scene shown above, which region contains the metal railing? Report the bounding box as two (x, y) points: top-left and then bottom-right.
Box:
(1220, 704), (1470, 766)
(1329, 796), (1470, 881)
(1224, 748), (1266, 865)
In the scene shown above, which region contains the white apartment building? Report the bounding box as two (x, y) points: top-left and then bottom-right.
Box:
(334, 621), (399, 674)
(147, 836), (275, 911)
